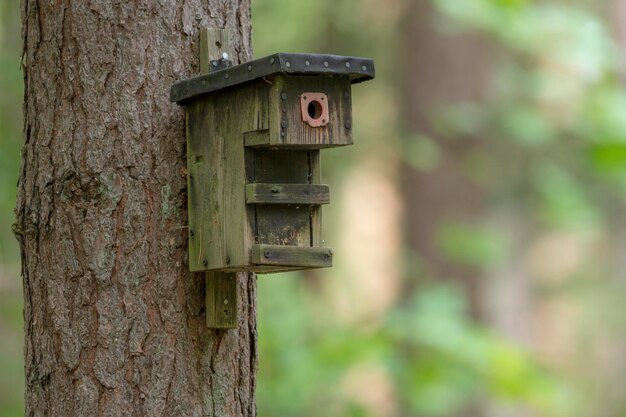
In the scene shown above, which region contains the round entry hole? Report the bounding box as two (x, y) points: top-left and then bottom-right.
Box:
(307, 100), (323, 120)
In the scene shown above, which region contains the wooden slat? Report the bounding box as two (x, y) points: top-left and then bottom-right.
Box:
(206, 272), (238, 329)
(243, 129), (270, 147)
(198, 28), (238, 330)
(308, 150), (323, 247)
(246, 183), (329, 205)
(252, 149), (311, 247)
(250, 244), (333, 268)
(200, 28), (231, 74)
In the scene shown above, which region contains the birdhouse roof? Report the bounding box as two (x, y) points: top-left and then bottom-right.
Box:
(170, 53), (375, 104)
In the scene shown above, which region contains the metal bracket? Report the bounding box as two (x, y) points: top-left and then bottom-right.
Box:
(209, 55), (233, 72)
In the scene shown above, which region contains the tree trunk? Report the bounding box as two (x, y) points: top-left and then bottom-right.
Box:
(399, 1), (493, 416)
(15, 1), (257, 416)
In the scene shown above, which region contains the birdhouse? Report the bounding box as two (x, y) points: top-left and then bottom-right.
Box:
(170, 53), (375, 273)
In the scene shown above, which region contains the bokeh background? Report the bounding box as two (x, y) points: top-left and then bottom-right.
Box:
(2, 0), (626, 416)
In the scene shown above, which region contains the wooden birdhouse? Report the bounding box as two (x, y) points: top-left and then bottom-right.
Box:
(170, 52), (375, 274)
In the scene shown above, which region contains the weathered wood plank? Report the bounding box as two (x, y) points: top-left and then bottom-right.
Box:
(200, 28), (232, 74)
(308, 150), (323, 247)
(205, 272), (238, 328)
(252, 149), (311, 247)
(269, 75), (353, 148)
(243, 129), (270, 147)
(245, 183), (329, 205)
(187, 98), (225, 271)
(197, 28), (238, 330)
(250, 244), (333, 268)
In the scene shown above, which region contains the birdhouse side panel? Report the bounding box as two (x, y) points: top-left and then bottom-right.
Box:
(187, 82), (271, 272)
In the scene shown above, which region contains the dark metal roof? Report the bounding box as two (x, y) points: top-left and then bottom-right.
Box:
(170, 53), (375, 104)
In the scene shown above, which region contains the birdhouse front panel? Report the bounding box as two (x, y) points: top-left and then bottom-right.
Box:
(245, 75), (353, 148)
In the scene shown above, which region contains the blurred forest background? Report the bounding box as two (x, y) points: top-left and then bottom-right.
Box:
(2, 0), (626, 416)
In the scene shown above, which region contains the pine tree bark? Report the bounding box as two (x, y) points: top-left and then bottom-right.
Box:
(15, 1), (257, 416)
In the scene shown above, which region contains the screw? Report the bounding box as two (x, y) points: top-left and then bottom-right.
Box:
(270, 57), (275, 64)
(203, 259), (208, 267)
(286, 61), (291, 68)
(362, 65), (367, 71)
(305, 60), (310, 66)
(323, 61), (329, 67)
(344, 120), (352, 129)
(247, 65), (252, 71)
(345, 62), (351, 68)
(223, 299), (229, 305)
(271, 188), (279, 193)
(281, 120), (287, 128)
(190, 230), (195, 237)
(281, 92), (287, 100)
(226, 257), (231, 264)
(201, 80), (206, 85)
(264, 250), (271, 258)
(212, 61), (218, 67)
(224, 73), (229, 79)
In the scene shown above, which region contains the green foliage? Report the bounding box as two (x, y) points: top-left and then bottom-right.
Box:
(258, 278), (580, 417)
(435, 221), (507, 267)
(253, 0), (625, 415)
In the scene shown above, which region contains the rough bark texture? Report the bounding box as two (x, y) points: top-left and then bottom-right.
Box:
(15, 1), (257, 416)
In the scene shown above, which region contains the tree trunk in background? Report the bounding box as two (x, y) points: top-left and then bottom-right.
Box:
(14, 1), (257, 416)
(400, 1), (492, 416)
(400, 0), (491, 323)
